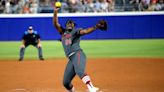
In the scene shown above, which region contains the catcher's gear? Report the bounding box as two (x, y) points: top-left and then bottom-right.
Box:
(96, 20), (108, 31)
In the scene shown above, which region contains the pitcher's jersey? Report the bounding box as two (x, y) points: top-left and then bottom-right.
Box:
(61, 28), (82, 57)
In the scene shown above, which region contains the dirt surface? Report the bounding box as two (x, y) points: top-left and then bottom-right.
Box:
(0, 58), (164, 92)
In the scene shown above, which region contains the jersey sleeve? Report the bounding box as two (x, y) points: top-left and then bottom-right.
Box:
(76, 28), (83, 36)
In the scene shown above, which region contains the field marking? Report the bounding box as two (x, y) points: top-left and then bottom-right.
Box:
(11, 88), (106, 92)
(12, 88), (28, 92)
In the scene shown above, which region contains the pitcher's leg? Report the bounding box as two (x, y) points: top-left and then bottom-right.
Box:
(81, 75), (99, 92)
(72, 51), (99, 92)
(72, 51), (87, 78)
(63, 60), (76, 91)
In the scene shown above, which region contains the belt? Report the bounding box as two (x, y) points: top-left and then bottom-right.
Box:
(68, 52), (75, 57)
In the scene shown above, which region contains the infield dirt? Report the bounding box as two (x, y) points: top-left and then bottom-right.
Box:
(0, 58), (164, 92)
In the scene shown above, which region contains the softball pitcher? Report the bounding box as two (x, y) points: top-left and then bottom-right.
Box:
(53, 7), (107, 92)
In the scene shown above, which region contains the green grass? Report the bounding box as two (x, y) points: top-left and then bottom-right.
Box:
(0, 39), (164, 60)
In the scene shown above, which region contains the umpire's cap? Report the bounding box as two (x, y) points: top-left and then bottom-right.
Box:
(28, 26), (33, 30)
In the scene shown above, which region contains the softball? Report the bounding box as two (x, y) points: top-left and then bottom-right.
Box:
(55, 2), (62, 8)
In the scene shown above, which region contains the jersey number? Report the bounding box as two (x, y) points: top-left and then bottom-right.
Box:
(65, 38), (72, 45)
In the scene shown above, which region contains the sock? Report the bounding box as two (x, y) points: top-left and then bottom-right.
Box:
(82, 75), (94, 90)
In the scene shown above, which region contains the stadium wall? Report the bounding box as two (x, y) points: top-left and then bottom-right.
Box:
(0, 12), (164, 41)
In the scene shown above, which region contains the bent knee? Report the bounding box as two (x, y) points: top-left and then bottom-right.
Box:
(37, 44), (42, 48)
(20, 45), (25, 48)
(37, 46), (42, 48)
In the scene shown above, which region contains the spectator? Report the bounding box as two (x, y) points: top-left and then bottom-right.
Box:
(39, 0), (53, 13)
(140, 0), (149, 11)
(30, 0), (38, 13)
(61, 0), (69, 13)
(99, 0), (109, 12)
(66, 0), (79, 13)
(17, 0), (25, 13)
(107, 0), (114, 12)
(10, 0), (20, 13)
(75, 0), (86, 12)
(0, 1), (5, 13)
(143, 0), (151, 5)
(22, 2), (30, 13)
(114, 0), (125, 12)
(155, 0), (164, 10)
(5, 0), (11, 14)
(128, 0), (140, 11)
(0, 0), (164, 14)
(84, 0), (95, 12)
(148, 0), (158, 11)
(94, 0), (102, 12)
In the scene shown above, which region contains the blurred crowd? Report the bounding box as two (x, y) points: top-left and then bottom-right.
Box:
(0, 0), (164, 14)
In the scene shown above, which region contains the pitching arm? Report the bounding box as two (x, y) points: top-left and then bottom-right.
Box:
(53, 7), (63, 34)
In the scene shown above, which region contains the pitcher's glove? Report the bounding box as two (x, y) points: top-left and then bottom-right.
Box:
(95, 20), (108, 31)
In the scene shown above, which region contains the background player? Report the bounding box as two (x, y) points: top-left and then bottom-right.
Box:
(53, 6), (107, 92)
(19, 26), (44, 61)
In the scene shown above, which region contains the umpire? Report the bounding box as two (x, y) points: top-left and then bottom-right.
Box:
(19, 26), (44, 61)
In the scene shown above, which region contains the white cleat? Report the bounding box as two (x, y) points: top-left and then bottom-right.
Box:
(89, 87), (99, 92)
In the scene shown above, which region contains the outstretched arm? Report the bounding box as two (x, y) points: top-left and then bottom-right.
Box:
(80, 20), (108, 35)
(79, 26), (98, 35)
(79, 23), (101, 35)
(53, 7), (63, 34)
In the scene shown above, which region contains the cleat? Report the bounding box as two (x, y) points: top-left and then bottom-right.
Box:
(89, 87), (99, 92)
(39, 57), (44, 60)
(94, 87), (99, 91)
(19, 58), (23, 61)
